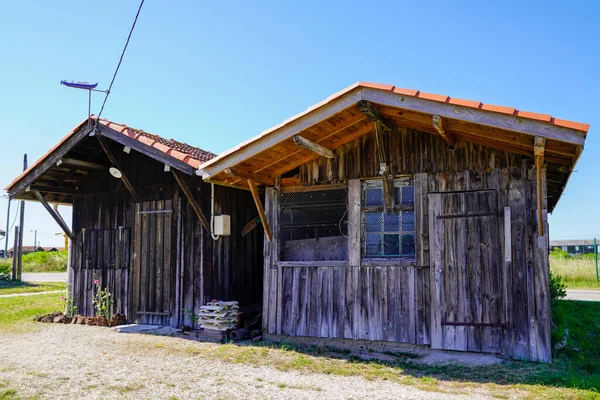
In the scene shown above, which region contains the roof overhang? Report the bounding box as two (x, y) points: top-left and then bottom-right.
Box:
(198, 83), (588, 211)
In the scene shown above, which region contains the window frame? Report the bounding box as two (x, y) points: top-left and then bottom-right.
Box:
(360, 177), (416, 263)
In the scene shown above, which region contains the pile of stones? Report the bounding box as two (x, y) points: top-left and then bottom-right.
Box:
(34, 312), (126, 327)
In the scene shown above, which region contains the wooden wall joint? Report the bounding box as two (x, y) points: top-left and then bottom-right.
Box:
(534, 136), (545, 236)
(31, 190), (75, 240)
(358, 100), (393, 131)
(292, 135), (335, 159)
(95, 133), (139, 201)
(247, 180), (273, 242)
(432, 115), (456, 150)
(171, 170), (210, 232)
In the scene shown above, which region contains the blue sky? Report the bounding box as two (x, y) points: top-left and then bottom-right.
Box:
(0, 0), (598, 248)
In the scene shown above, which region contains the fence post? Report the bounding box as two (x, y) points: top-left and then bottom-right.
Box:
(595, 237), (598, 282)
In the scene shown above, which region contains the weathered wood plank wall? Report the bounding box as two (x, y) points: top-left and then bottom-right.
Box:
(266, 127), (550, 361)
(70, 144), (263, 328)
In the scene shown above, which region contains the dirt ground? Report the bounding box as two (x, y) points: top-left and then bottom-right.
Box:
(0, 324), (494, 400)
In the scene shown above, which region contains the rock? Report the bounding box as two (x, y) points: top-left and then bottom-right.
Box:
(96, 316), (109, 327)
(63, 317), (72, 324)
(71, 315), (79, 324)
(41, 316), (54, 323)
(52, 311), (63, 318)
(76, 316), (86, 325)
(53, 315), (65, 323)
(110, 313), (126, 327)
(86, 317), (97, 326)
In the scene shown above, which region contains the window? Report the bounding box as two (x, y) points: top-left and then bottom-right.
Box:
(361, 178), (415, 260)
(279, 188), (348, 262)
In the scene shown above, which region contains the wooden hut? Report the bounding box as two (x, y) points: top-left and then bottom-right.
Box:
(5, 117), (264, 327)
(198, 82), (590, 362)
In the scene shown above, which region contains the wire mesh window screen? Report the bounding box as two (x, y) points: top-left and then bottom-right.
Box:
(279, 188), (348, 262)
(362, 178), (415, 261)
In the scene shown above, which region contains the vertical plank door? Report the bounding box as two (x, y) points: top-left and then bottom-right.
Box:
(429, 190), (504, 353)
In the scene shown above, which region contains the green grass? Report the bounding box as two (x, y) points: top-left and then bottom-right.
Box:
(0, 292), (63, 332)
(550, 254), (600, 289)
(0, 280), (66, 295)
(0, 250), (68, 274)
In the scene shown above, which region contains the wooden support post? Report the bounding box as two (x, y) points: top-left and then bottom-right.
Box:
(95, 134), (138, 201)
(12, 226), (19, 280)
(292, 135), (335, 159)
(358, 100), (393, 131)
(31, 191), (75, 241)
(432, 115), (456, 150)
(224, 168), (274, 186)
(247, 179), (273, 242)
(374, 121), (392, 208)
(171, 170), (211, 232)
(534, 136), (545, 237)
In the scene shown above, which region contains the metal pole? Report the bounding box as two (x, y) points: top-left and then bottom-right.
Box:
(34, 230), (37, 249)
(17, 154), (27, 281)
(12, 226), (19, 280)
(595, 237), (598, 282)
(4, 199), (10, 259)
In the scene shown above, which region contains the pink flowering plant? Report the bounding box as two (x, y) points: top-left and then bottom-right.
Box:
(61, 283), (77, 317)
(92, 274), (113, 322)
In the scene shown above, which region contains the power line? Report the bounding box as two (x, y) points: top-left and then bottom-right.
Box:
(94, 0), (145, 127)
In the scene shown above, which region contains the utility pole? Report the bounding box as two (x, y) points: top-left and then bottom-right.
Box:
(594, 237), (598, 283)
(3, 197), (9, 259)
(16, 154), (27, 281)
(33, 230), (37, 249)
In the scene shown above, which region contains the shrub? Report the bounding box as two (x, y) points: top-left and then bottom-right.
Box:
(550, 248), (570, 259)
(0, 262), (10, 280)
(22, 251), (67, 272)
(549, 271), (567, 306)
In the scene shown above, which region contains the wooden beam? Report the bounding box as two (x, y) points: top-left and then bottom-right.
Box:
(534, 136), (545, 237)
(247, 179), (272, 242)
(224, 168), (274, 186)
(432, 115), (456, 150)
(171, 170), (210, 232)
(95, 134), (139, 201)
(29, 184), (78, 196)
(292, 135), (335, 159)
(61, 158), (106, 170)
(358, 100), (393, 131)
(31, 190), (75, 241)
(374, 121), (392, 208)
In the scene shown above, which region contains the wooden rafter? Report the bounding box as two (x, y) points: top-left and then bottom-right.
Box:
(172, 170), (210, 232)
(292, 135), (335, 159)
(358, 100), (393, 131)
(30, 184), (78, 196)
(31, 190), (75, 240)
(95, 133), (139, 201)
(247, 180), (272, 242)
(60, 158), (106, 170)
(432, 115), (456, 150)
(534, 136), (545, 237)
(224, 168), (273, 186)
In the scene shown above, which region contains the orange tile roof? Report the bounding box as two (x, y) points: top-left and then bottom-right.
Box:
(5, 117), (215, 191)
(360, 82), (590, 132)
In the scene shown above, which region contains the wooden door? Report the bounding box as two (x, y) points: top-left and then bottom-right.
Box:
(130, 200), (175, 325)
(428, 190), (504, 353)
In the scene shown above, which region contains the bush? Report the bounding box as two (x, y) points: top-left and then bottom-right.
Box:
(0, 261), (10, 280)
(550, 248), (570, 259)
(549, 271), (567, 306)
(22, 251), (68, 272)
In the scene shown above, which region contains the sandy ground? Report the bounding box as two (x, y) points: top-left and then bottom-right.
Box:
(0, 324), (494, 400)
(566, 289), (600, 302)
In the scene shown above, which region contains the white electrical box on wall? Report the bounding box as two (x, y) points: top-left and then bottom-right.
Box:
(213, 215), (231, 236)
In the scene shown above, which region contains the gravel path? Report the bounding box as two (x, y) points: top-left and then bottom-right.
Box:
(21, 272), (67, 282)
(0, 325), (494, 399)
(0, 290), (63, 298)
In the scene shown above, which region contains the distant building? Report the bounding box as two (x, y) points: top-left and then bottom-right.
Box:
(550, 240), (598, 256)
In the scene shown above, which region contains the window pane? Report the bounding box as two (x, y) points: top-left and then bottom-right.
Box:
(401, 234), (415, 256)
(365, 212), (380, 233)
(383, 234), (400, 255)
(401, 211), (415, 232)
(365, 234), (382, 256)
(402, 185), (415, 205)
(365, 188), (383, 206)
(383, 213), (399, 232)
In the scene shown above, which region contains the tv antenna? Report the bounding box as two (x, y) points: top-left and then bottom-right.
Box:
(60, 81), (108, 129)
